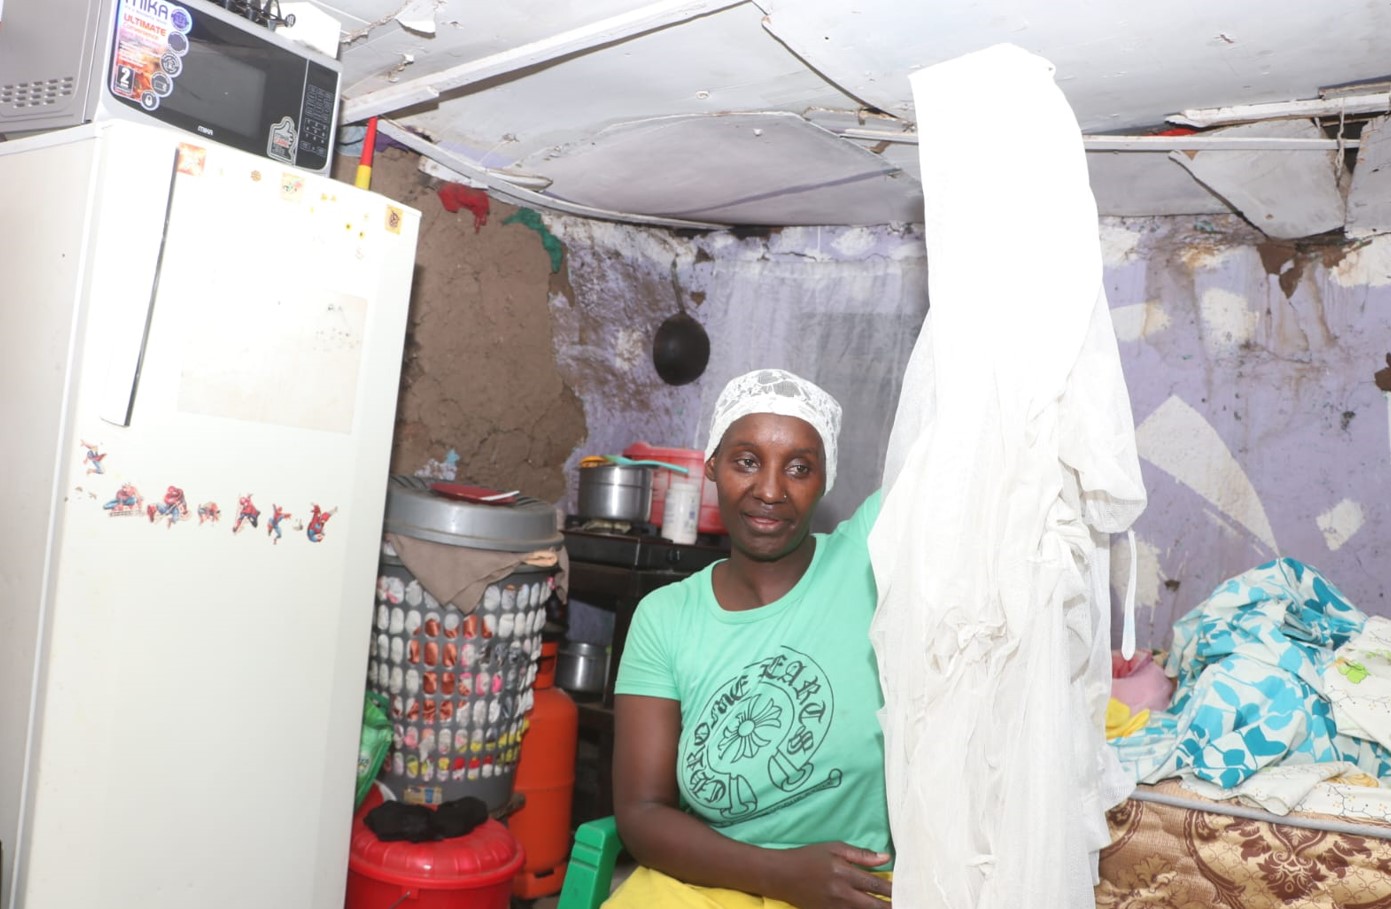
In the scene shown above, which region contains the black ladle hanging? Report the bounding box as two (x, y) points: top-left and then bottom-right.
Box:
(652, 261), (710, 386)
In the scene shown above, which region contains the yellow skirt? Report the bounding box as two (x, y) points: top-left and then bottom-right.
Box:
(603, 865), (893, 908)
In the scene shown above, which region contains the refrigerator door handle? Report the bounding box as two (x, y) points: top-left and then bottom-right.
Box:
(98, 153), (179, 427)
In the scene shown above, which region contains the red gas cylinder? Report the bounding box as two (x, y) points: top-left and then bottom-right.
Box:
(509, 639), (580, 898)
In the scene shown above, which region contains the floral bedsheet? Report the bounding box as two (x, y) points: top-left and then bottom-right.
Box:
(1095, 780), (1391, 909)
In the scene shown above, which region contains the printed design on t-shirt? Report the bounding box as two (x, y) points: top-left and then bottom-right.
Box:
(682, 646), (841, 827)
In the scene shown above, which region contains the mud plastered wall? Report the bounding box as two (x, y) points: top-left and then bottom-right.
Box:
(1103, 216), (1391, 647)
(342, 150), (585, 501)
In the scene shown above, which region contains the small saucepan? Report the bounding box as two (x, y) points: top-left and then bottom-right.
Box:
(555, 641), (609, 697)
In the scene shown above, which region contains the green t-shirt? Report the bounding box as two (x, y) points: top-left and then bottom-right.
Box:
(614, 492), (891, 858)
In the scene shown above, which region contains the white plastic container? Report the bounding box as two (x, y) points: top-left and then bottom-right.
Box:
(661, 478), (701, 544)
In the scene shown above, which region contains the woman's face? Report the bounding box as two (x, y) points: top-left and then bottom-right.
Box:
(705, 412), (825, 562)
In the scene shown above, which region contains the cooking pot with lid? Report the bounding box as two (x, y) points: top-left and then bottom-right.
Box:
(576, 463), (653, 523)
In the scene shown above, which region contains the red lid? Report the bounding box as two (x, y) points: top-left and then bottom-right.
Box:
(622, 442), (704, 468)
(348, 808), (525, 888)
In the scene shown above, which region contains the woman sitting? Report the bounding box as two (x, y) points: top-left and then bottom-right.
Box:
(606, 368), (893, 909)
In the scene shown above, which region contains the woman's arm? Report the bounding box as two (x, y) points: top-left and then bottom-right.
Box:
(612, 693), (892, 908)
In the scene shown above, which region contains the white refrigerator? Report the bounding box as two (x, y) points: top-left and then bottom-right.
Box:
(0, 120), (420, 908)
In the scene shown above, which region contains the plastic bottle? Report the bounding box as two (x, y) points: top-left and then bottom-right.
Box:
(661, 478), (700, 544)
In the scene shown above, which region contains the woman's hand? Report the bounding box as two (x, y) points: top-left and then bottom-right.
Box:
(764, 841), (892, 909)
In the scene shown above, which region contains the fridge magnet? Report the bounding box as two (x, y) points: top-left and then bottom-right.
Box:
(232, 494), (261, 533)
(277, 166), (304, 198)
(147, 485), (189, 527)
(306, 503), (336, 542)
(386, 205), (405, 235)
(266, 504), (291, 544)
(80, 440), (107, 475)
(176, 143), (206, 177)
(103, 483), (144, 517)
(197, 501), (220, 524)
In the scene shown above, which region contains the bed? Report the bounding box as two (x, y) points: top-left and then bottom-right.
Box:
(1097, 558), (1391, 907)
(1096, 779), (1391, 908)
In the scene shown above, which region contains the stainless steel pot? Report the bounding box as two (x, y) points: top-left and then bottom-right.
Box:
(576, 463), (652, 522)
(555, 641), (609, 695)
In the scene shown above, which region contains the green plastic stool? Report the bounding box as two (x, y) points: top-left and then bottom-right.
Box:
(555, 816), (622, 909)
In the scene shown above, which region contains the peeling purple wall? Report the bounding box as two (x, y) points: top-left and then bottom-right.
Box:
(1103, 217), (1391, 645)
(542, 211), (1391, 645)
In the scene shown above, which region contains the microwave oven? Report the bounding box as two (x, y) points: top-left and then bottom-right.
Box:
(0, 0), (340, 173)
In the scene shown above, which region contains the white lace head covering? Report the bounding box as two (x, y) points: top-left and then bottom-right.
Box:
(703, 368), (842, 493)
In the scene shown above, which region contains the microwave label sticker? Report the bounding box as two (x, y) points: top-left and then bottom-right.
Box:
(110, 0), (191, 109)
(267, 117), (299, 163)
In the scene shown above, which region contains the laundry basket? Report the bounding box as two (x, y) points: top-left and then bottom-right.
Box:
(368, 476), (563, 811)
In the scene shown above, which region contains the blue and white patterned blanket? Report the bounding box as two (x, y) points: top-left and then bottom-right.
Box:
(1111, 558), (1391, 788)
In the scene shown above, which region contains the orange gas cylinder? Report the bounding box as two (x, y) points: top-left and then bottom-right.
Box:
(509, 640), (580, 899)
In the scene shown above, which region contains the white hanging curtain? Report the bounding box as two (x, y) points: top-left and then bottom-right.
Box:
(869, 44), (1147, 909)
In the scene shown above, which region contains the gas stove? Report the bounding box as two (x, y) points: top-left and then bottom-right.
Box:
(562, 517), (728, 573)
